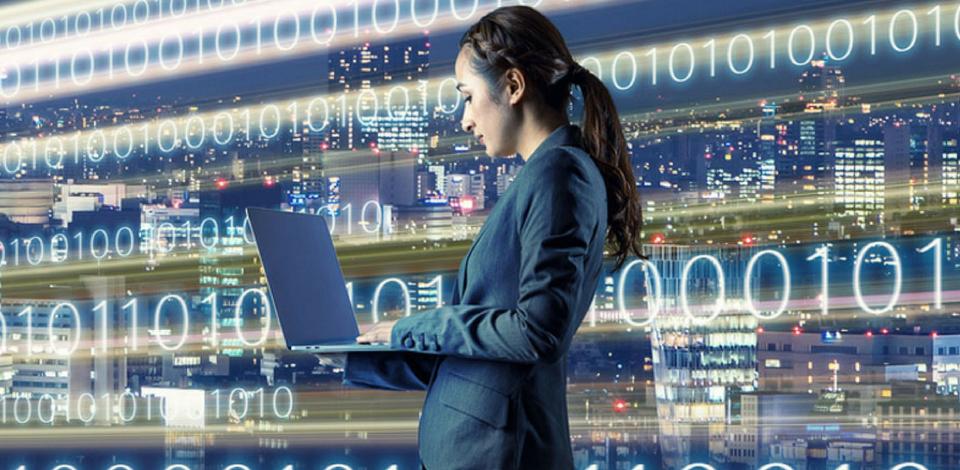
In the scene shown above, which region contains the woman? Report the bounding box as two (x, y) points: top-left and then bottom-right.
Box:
(341, 6), (643, 469)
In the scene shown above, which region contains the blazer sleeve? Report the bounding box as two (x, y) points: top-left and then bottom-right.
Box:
(342, 351), (439, 391)
(387, 151), (598, 365)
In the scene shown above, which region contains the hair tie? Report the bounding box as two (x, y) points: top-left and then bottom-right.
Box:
(567, 63), (588, 83)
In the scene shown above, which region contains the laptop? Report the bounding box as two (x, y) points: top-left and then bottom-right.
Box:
(246, 207), (392, 352)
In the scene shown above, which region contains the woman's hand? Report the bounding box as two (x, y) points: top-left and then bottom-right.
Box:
(356, 319), (397, 344)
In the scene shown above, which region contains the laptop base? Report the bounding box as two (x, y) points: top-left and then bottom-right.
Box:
(294, 343), (393, 353)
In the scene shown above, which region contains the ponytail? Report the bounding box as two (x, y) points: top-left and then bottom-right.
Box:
(571, 66), (646, 272)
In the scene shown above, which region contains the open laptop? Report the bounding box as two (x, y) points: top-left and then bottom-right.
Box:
(247, 207), (392, 352)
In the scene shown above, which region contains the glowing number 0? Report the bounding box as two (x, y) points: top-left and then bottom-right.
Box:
(853, 241), (901, 315)
(680, 255), (725, 324)
(153, 294), (190, 351)
(371, 278), (412, 323)
(616, 259), (662, 327)
(744, 250), (791, 320)
(235, 288), (272, 347)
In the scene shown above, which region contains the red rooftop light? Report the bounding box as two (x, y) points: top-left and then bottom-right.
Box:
(612, 399), (628, 413)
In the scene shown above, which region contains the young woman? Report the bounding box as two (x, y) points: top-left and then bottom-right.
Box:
(342, 6), (643, 469)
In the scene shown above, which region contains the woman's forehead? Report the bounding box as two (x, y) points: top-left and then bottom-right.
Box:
(454, 48), (481, 84)
(454, 50), (469, 79)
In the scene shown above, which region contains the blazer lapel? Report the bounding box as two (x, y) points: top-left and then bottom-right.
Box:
(456, 213), (492, 303)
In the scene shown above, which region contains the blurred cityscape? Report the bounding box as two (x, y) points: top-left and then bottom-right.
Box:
(1, 0), (960, 469)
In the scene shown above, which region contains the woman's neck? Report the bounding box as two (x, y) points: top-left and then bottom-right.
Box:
(517, 112), (570, 162)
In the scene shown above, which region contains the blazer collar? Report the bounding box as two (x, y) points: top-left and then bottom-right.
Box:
(525, 124), (582, 163)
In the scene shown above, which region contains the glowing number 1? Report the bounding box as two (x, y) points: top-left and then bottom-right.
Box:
(807, 244), (830, 316)
(702, 39), (716, 77)
(17, 306), (33, 355)
(929, 5), (942, 47)
(0, 311), (6, 354)
(203, 292), (219, 346)
(918, 238), (943, 309)
(94, 300), (108, 352)
(122, 297), (138, 350)
(644, 47), (657, 85)
(762, 29), (776, 69)
(343, 203), (353, 235)
(424, 275), (443, 307)
(863, 15), (877, 55)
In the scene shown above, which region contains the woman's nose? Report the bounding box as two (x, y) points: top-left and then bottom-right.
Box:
(461, 120), (474, 133)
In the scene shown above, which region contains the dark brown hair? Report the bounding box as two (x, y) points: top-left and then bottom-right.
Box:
(459, 5), (645, 271)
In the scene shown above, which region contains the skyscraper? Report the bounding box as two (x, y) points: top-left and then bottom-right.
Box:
(774, 60), (843, 226)
(326, 36), (431, 152)
(646, 243), (759, 468)
(324, 37), (431, 224)
(943, 133), (959, 206)
(834, 136), (885, 228)
(883, 122), (944, 217)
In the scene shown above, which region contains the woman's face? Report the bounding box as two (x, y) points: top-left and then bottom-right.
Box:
(455, 46), (519, 158)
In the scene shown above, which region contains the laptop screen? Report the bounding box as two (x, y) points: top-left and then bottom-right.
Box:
(247, 208), (360, 348)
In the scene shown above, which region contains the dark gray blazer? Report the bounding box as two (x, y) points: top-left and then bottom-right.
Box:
(344, 124), (608, 470)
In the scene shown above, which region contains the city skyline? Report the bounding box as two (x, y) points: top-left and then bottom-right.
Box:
(0, 0), (959, 469)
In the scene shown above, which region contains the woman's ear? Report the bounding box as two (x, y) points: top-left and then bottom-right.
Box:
(504, 67), (526, 106)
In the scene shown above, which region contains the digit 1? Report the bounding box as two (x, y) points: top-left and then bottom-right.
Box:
(644, 47), (657, 85)
(806, 244), (830, 317)
(863, 15), (877, 55)
(122, 297), (139, 350)
(94, 300), (108, 352)
(181, 220), (193, 249)
(203, 292), (218, 346)
(918, 238), (943, 309)
(17, 306), (33, 355)
(211, 389), (221, 419)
